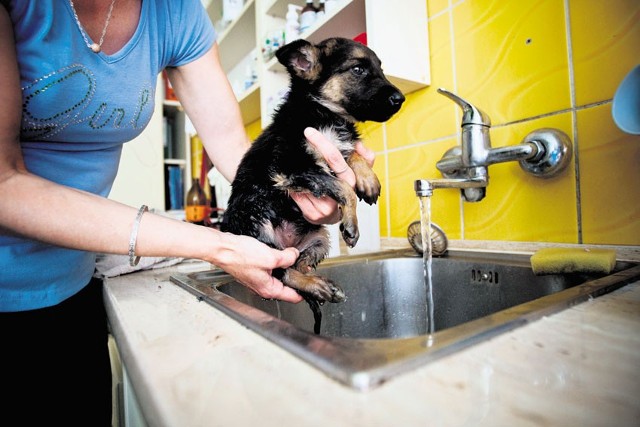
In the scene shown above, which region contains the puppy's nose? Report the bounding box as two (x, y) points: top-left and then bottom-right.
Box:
(389, 92), (405, 107)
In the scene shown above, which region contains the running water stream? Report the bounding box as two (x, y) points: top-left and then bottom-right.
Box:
(418, 195), (436, 336)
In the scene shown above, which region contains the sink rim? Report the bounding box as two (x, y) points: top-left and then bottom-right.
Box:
(170, 249), (640, 391)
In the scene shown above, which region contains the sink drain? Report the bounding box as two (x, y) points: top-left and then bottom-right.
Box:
(407, 220), (448, 256)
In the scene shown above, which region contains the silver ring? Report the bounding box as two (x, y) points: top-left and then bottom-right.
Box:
(334, 164), (349, 175)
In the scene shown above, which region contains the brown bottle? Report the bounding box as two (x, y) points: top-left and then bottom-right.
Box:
(185, 178), (207, 225)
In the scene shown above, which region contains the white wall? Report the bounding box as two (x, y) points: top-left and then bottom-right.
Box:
(109, 77), (165, 211)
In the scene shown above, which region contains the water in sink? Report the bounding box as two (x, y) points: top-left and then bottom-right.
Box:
(170, 249), (640, 389)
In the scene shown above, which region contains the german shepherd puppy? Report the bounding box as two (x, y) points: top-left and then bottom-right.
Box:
(222, 37), (404, 308)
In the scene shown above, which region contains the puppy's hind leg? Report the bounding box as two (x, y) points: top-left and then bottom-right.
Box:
(292, 228), (346, 303)
(281, 268), (346, 303)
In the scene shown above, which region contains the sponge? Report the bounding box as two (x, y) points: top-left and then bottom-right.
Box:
(530, 247), (616, 275)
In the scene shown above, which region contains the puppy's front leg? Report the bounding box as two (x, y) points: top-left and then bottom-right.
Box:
(348, 151), (381, 205)
(333, 178), (360, 247)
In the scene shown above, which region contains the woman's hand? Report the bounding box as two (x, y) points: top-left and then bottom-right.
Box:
(290, 127), (375, 225)
(211, 232), (303, 303)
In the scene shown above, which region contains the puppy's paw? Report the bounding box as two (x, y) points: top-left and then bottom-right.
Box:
(340, 220), (359, 248)
(356, 173), (381, 205)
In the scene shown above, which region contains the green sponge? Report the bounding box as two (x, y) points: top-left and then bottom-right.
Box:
(530, 247), (616, 275)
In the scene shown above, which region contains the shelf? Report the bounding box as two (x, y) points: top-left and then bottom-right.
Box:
(162, 99), (182, 110)
(216, 0), (255, 43)
(237, 82), (261, 124)
(164, 158), (187, 166)
(265, 0), (365, 73)
(161, 98), (190, 209)
(303, 0), (365, 44)
(208, 0), (257, 73)
(265, 0), (292, 17)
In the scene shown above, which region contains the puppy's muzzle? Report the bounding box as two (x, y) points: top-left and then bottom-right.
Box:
(389, 91), (405, 108)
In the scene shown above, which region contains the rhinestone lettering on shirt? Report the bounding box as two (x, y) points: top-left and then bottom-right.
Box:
(20, 63), (154, 141)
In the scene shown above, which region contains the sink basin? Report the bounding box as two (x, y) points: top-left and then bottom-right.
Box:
(170, 249), (640, 390)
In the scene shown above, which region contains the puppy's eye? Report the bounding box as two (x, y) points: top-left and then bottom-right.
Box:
(351, 66), (366, 76)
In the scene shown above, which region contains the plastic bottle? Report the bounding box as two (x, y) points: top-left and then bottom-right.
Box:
(316, 0), (326, 19)
(299, 0), (317, 33)
(261, 37), (272, 61)
(244, 65), (255, 90)
(284, 4), (302, 44)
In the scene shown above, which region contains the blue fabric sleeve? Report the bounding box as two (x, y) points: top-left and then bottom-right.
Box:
(161, 0), (217, 68)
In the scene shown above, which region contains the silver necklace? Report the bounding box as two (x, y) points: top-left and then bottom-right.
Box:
(69, 0), (116, 53)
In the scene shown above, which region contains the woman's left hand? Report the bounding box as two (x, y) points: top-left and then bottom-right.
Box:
(289, 127), (375, 225)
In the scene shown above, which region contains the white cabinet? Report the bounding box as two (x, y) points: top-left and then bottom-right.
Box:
(364, 0), (431, 93)
(208, 0), (430, 127)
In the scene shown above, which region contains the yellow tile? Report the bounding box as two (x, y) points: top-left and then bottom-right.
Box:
(453, 0), (571, 124)
(428, 0), (449, 17)
(358, 121), (384, 152)
(577, 104), (640, 244)
(387, 139), (462, 239)
(372, 155), (389, 236)
(386, 12), (458, 148)
(571, 0), (640, 106)
(464, 113), (578, 242)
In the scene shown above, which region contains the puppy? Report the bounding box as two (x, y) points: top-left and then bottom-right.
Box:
(221, 37), (404, 308)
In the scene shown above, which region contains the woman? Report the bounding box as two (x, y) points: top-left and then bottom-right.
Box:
(0, 0), (372, 424)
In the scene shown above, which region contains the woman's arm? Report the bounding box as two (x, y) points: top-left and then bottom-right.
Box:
(164, 43), (248, 183)
(0, 8), (302, 303)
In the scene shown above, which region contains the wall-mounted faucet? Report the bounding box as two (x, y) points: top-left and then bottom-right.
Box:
(415, 88), (573, 202)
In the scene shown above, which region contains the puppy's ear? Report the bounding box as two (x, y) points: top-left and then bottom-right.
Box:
(276, 39), (321, 82)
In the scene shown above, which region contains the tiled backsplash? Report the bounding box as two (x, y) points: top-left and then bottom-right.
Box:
(360, 0), (640, 245)
(246, 0), (639, 246)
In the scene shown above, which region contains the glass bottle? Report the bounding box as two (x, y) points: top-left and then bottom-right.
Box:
(185, 178), (207, 225)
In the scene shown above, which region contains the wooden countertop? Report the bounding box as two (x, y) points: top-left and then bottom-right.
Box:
(104, 240), (640, 427)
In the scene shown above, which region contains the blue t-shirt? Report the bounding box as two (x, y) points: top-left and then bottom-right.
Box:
(1, 0), (216, 311)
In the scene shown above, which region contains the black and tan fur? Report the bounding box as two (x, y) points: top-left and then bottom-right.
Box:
(221, 37), (404, 306)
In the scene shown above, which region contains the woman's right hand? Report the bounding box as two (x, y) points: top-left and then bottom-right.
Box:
(210, 232), (303, 303)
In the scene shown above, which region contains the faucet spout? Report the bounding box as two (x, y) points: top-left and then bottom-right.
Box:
(415, 175), (488, 200)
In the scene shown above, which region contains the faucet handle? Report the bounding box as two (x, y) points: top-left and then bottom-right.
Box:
(438, 88), (491, 127)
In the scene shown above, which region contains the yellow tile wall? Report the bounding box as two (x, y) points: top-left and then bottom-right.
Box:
(374, 0), (640, 245)
(245, 0), (640, 246)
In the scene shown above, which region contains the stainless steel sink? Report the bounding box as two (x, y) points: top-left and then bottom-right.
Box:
(170, 249), (640, 390)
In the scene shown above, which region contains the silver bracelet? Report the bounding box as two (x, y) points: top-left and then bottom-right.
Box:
(128, 205), (148, 267)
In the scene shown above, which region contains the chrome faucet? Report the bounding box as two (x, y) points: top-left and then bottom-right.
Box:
(415, 88), (573, 202)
